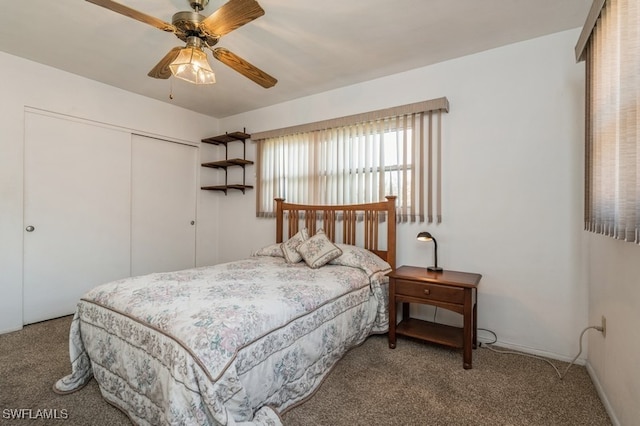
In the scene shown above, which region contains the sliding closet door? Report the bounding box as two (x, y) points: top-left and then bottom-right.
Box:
(131, 135), (197, 276)
(23, 112), (131, 324)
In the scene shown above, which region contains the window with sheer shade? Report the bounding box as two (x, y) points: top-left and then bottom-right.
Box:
(252, 98), (449, 222)
(576, 0), (640, 244)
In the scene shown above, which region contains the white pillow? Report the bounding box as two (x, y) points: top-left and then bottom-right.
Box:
(252, 243), (284, 258)
(281, 229), (309, 263)
(329, 244), (392, 276)
(296, 229), (343, 269)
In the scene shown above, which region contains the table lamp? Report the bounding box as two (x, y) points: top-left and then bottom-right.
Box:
(416, 231), (443, 272)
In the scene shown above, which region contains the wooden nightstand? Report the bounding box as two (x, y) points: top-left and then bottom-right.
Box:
(387, 266), (481, 369)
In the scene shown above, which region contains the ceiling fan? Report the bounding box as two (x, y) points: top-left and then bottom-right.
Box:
(86, 0), (277, 87)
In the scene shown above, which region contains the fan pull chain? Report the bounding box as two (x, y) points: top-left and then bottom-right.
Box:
(169, 78), (174, 100)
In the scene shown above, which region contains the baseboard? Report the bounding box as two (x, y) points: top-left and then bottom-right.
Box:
(0, 325), (23, 335)
(478, 336), (584, 364)
(585, 361), (620, 426)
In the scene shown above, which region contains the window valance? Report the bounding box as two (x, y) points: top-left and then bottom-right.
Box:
(252, 97), (449, 141)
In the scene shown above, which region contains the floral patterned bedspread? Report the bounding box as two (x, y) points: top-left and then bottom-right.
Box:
(54, 253), (390, 425)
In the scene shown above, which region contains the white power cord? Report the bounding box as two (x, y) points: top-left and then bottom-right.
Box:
(479, 325), (603, 380)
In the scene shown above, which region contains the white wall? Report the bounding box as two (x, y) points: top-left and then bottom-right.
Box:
(220, 29), (588, 361)
(0, 51), (220, 334)
(586, 235), (640, 425)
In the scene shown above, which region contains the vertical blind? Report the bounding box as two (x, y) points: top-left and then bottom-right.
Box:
(577, 0), (640, 244)
(253, 98), (449, 221)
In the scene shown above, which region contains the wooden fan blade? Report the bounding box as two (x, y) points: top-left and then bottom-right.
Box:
(148, 47), (182, 79)
(201, 0), (264, 36)
(86, 0), (176, 32)
(212, 47), (277, 88)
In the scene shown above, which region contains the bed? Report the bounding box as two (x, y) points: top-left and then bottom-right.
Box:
(54, 196), (397, 425)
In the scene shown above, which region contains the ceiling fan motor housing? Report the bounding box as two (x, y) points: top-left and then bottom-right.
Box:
(172, 11), (219, 45)
(173, 11), (204, 32)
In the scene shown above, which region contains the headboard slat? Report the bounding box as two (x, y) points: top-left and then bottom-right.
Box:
(275, 196), (397, 270)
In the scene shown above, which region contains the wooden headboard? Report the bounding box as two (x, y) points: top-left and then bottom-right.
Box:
(275, 196), (397, 270)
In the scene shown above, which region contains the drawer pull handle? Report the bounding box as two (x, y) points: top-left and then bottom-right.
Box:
(423, 289), (431, 295)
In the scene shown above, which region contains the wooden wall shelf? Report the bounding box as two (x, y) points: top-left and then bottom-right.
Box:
(201, 159), (254, 169)
(201, 131), (250, 145)
(201, 184), (253, 195)
(200, 130), (253, 195)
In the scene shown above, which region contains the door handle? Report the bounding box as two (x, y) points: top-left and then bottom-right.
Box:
(26, 225), (35, 232)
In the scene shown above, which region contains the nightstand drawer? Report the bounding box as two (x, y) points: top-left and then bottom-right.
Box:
(395, 279), (465, 304)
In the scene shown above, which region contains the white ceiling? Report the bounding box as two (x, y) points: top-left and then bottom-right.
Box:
(0, 0), (591, 118)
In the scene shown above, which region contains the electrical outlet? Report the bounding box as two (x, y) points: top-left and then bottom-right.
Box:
(601, 315), (606, 338)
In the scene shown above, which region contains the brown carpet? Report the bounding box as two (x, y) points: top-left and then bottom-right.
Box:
(0, 316), (611, 425)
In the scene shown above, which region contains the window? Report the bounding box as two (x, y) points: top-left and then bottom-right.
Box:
(576, 0), (640, 243)
(253, 98), (449, 222)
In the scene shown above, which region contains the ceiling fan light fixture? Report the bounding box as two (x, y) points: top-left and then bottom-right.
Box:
(87, 0), (275, 87)
(169, 46), (216, 85)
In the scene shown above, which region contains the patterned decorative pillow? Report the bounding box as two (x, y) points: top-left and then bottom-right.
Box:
(281, 229), (309, 263)
(252, 243), (284, 258)
(329, 244), (392, 276)
(296, 229), (343, 269)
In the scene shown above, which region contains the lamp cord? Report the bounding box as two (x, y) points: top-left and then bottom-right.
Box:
(479, 326), (600, 380)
